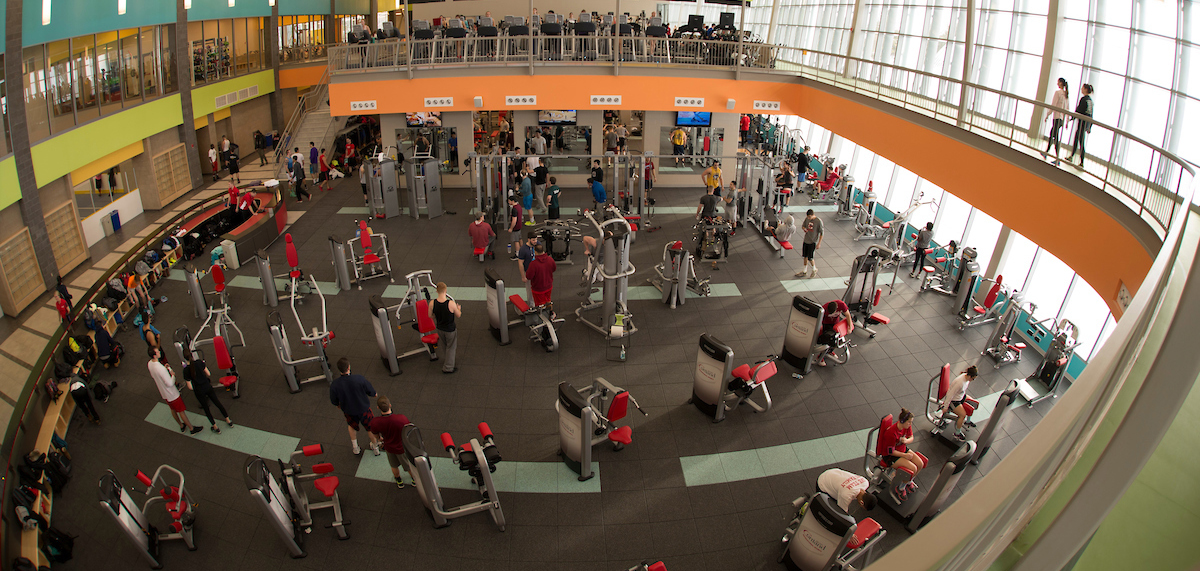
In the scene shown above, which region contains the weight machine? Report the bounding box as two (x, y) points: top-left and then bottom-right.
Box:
(1016, 318), (1079, 407)
(690, 335), (777, 423)
(778, 492), (886, 571)
(834, 179), (859, 221)
(244, 444), (349, 556)
(331, 220), (394, 290)
(648, 240), (710, 308)
(853, 182), (889, 241)
(364, 151), (401, 219)
(956, 275), (1007, 330)
(484, 268), (561, 351)
(577, 207), (638, 355)
(556, 378), (645, 481)
(99, 465), (196, 569)
(368, 270), (442, 375)
(983, 292), (1030, 369)
(693, 216), (733, 267)
(267, 234), (335, 393)
(189, 264), (244, 351)
(402, 422), (506, 530)
(842, 246), (895, 338)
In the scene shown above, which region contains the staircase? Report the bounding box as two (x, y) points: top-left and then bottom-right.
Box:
(274, 68), (346, 179)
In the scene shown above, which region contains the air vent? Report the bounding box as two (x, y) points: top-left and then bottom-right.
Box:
(753, 100), (782, 111)
(424, 97), (454, 107)
(505, 95), (538, 106)
(214, 94), (228, 108)
(238, 88), (250, 100)
(226, 91), (239, 104)
(248, 85), (259, 97)
(591, 95), (622, 105)
(674, 97), (704, 108)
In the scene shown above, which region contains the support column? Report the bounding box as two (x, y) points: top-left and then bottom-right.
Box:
(765, 0), (782, 46)
(955, 0), (977, 128)
(269, 2), (284, 134)
(176, 0), (203, 190)
(369, 0), (379, 28)
(1030, 0), (1064, 135)
(5, 0), (60, 288)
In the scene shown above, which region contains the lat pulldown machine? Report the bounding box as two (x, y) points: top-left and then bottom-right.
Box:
(267, 234), (335, 393)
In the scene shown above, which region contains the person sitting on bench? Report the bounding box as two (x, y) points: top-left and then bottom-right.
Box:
(938, 365), (979, 441)
(773, 215), (797, 244)
(468, 212), (496, 260)
(817, 467), (877, 515)
(816, 299), (854, 366)
(880, 408), (926, 501)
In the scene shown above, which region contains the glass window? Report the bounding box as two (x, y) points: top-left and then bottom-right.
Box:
(1093, 314), (1117, 361)
(140, 27), (160, 99)
(933, 191), (970, 245)
(908, 181), (943, 231)
(23, 45), (51, 143)
(72, 35), (99, 124)
(161, 24), (178, 94)
(1024, 248), (1073, 318)
(46, 40), (74, 134)
(96, 32), (121, 112)
(883, 165), (917, 213)
(962, 208), (1003, 270)
(1058, 276), (1111, 361)
(1130, 31), (1176, 89)
(120, 28), (141, 106)
(997, 229), (1038, 290)
(218, 19), (234, 78)
(234, 18), (249, 75)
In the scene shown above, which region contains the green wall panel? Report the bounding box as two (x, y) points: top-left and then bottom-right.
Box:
(27, 95), (183, 190)
(191, 70), (276, 119)
(281, 0), (333, 16)
(22, 0), (175, 47)
(186, 0), (271, 21)
(0, 158), (17, 206)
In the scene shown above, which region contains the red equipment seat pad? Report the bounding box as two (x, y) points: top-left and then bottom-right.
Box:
(219, 375), (238, 388)
(364, 253), (381, 264)
(847, 517), (882, 549)
(868, 313), (890, 325)
(312, 463), (334, 474)
(473, 247), (485, 256)
(1014, 343), (1027, 349)
(608, 426), (632, 445)
(732, 363), (751, 381)
(923, 266), (935, 273)
(303, 444), (324, 456)
(647, 563), (667, 571)
(314, 476), (339, 497)
(881, 221), (891, 229)
(509, 294), (530, 313)
(778, 241), (793, 250)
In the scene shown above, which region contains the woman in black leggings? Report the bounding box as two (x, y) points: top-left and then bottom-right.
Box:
(184, 360), (234, 433)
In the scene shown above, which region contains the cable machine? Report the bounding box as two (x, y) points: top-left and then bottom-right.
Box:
(267, 234), (335, 393)
(577, 206), (637, 359)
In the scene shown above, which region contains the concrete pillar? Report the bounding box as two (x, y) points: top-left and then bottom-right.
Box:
(176, 0), (204, 190)
(270, 2), (284, 134)
(5, 0), (60, 289)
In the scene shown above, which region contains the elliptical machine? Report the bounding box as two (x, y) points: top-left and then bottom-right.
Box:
(1016, 318), (1079, 407)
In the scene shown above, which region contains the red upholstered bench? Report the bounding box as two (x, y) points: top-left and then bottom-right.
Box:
(509, 294), (530, 314)
(846, 517), (882, 549)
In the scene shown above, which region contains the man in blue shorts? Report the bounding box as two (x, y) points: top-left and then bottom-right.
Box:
(520, 166), (535, 225)
(329, 357), (381, 456)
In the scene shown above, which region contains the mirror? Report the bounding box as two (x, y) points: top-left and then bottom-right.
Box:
(396, 126), (458, 174)
(659, 126), (725, 170)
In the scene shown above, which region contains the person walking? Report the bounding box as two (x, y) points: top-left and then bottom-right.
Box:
(1066, 83), (1094, 167)
(329, 358), (382, 456)
(546, 176), (561, 220)
(1042, 78), (1070, 166)
(525, 242), (557, 317)
(183, 359), (234, 433)
(797, 209), (824, 278)
(55, 291), (72, 328)
(208, 144), (220, 181)
(519, 166), (535, 225)
(701, 160), (723, 193)
(226, 144), (241, 184)
(148, 347), (203, 434)
(221, 135), (231, 168)
(318, 148), (331, 191)
(369, 396), (412, 488)
(55, 275), (73, 316)
(910, 222), (934, 277)
(308, 142), (319, 179)
(292, 153), (311, 203)
(430, 283), (461, 374)
(254, 130), (267, 166)
(507, 196), (523, 259)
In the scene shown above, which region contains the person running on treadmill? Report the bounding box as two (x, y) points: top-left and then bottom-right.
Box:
(696, 186), (720, 221)
(817, 468), (877, 515)
(880, 408), (926, 502)
(911, 222), (934, 277)
(938, 365), (979, 441)
(369, 396), (412, 488)
(329, 358), (382, 456)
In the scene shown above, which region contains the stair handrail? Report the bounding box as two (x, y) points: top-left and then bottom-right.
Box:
(274, 66), (332, 179)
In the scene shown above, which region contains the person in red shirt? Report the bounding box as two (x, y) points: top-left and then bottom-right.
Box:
(524, 243), (557, 310)
(816, 299), (854, 366)
(55, 291), (72, 327)
(739, 114), (751, 146)
(318, 148), (331, 191)
(368, 395), (412, 488)
(468, 212), (496, 259)
(879, 408), (926, 501)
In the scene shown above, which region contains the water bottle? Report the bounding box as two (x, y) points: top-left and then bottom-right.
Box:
(620, 345), (626, 360)
(792, 373), (803, 380)
(507, 243), (512, 256)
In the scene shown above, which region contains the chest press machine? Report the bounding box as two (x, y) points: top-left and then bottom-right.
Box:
(99, 465), (196, 569)
(402, 422), (506, 531)
(330, 220), (394, 290)
(267, 234), (335, 393)
(864, 416), (976, 532)
(1016, 318), (1079, 407)
(925, 365), (1021, 460)
(842, 246), (894, 338)
(556, 378), (645, 482)
(983, 292), (1030, 369)
(778, 492), (886, 571)
(368, 270), (442, 375)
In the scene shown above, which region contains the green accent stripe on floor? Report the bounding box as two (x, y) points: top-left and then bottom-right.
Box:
(590, 283), (742, 302)
(145, 403), (300, 460)
(381, 285), (488, 301)
(781, 273), (897, 294)
(680, 429), (871, 487)
(337, 206), (413, 216)
(168, 268), (342, 296)
(355, 452), (602, 494)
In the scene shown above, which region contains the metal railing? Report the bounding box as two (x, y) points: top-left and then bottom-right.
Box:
(281, 43), (333, 65)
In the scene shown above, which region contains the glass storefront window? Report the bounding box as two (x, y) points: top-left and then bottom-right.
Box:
(140, 27), (160, 99)
(161, 24), (178, 94)
(120, 28), (142, 106)
(96, 32), (122, 112)
(23, 45), (51, 143)
(46, 40), (73, 134)
(72, 35), (99, 124)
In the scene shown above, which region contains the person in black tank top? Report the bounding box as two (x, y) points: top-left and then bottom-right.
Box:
(429, 282), (462, 374)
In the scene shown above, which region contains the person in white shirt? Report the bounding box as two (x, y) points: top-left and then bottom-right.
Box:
(1042, 77), (1070, 165)
(939, 365), (979, 441)
(208, 145), (219, 181)
(148, 347), (203, 434)
(817, 468), (877, 514)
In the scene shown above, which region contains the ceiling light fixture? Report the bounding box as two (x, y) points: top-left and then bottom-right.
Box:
(42, 0), (51, 25)
(118, 0), (127, 15)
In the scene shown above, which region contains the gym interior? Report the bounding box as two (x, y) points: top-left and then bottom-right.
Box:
(0, 1), (1196, 571)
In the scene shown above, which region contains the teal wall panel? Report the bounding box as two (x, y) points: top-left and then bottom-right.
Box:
(281, 0), (333, 16)
(335, 0), (371, 14)
(23, 0), (175, 47)
(186, 0), (271, 21)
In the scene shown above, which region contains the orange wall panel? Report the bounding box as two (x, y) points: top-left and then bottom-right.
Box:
(280, 65), (328, 89)
(329, 74), (801, 116)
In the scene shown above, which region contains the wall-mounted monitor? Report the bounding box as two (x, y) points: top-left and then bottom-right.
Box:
(407, 112), (441, 126)
(538, 110), (577, 125)
(676, 111), (712, 127)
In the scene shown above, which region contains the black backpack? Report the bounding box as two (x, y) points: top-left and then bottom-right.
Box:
(11, 556), (38, 571)
(41, 527), (74, 563)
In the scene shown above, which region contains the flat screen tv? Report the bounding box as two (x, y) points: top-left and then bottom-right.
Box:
(676, 111), (712, 127)
(538, 110), (577, 125)
(406, 112), (441, 127)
